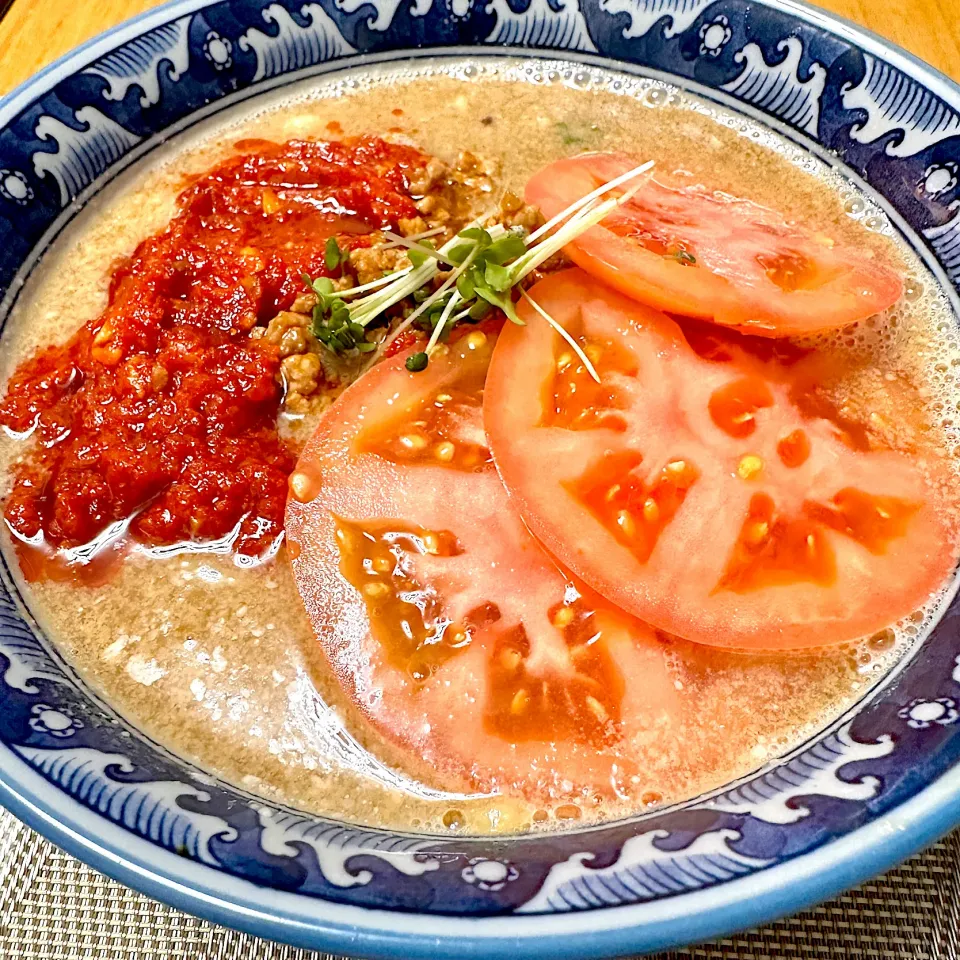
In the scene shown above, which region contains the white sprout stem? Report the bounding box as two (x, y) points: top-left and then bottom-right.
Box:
(351, 264), (434, 325)
(426, 291), (463, 355)
(525, 159), (655, 246)
(520, 289), (600, 384)
(351, 222), (506, 327)
(327, 267), (413, 300)
(389, 248), (481, 343)
(380, 230), (455, 264)
(509, 181), (644, 283)
(379, 226), (446, 249)
(376, 216), (511, 349)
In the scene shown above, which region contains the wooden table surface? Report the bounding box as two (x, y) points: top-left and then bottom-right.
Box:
(0, 0), (957, 97)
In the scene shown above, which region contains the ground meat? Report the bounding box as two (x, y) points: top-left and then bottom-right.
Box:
(415, 195), (448, 220)
(397, 216), (429, 237)
(403, 150), (499, 229)
(498, 191), (543, 231)
(408, 157), (449, 196)
(522, 249), (572, 287)
(290, 291), (318, 313)
(262, 310), (315, 358)
(281, 353), (324, 413)
(349, 244), (410, 286)
(454, 150), (495, 190)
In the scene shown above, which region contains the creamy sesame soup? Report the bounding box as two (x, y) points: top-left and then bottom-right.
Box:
(1, 58), (958, 835)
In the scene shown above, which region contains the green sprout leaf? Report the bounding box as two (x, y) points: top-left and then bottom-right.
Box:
(325, 237), (343, 271)
(406, 351), (429, 372)
(468, 300), (492, 321)
(407, 240), (437, 269)
(310, 290), (377, 356)
(456, 272), (476, 301)
(483, 261), (513, 293)
(485, 234), (527, 265)
(458, 226), (492, 246)
(446, 243), (474, 266)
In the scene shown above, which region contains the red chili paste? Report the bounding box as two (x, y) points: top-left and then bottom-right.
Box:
(0, 137), (428, 578)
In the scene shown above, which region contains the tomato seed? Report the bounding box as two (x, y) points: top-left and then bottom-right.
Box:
(400, 433), (428, 451)
(584, 695), (608, 722)
(434, 441), (456, 462)
(289, 471), (318, 503)
(745, 521), (769, 546)
(737, 454), (764, 480)
(616, 509), (637, 538)
(510, 688), (530, 714)
(777, 428), (811, 468)
(500, 648), (522, 672)
(552, 606), (575, 628)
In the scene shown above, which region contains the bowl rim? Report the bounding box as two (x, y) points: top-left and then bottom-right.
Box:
(1, 0), (960, 955)
(3, 721), (960, 958)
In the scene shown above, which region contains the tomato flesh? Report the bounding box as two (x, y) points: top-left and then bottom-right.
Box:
(484, 269), (956, 650)
(525, 154), (903, 336)
(286, 333), (678, 797)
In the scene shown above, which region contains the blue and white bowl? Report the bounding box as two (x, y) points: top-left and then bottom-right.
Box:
(1, 1), (960, 955)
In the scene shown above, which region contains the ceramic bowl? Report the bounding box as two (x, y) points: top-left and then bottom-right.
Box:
(1, 0), (960, 956)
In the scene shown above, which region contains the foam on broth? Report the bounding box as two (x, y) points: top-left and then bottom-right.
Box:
(1, 57), (957, 835)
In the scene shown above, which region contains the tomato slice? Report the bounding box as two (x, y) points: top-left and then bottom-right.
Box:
(525, 153), (903, 336)
(285, 332), (678, 799)
(484, 269), (956, 650)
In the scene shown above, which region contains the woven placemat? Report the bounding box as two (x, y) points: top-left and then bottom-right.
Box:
(0, 806), (957, 959)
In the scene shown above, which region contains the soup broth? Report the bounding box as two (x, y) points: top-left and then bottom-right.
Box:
(1, 58), (957, 835)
